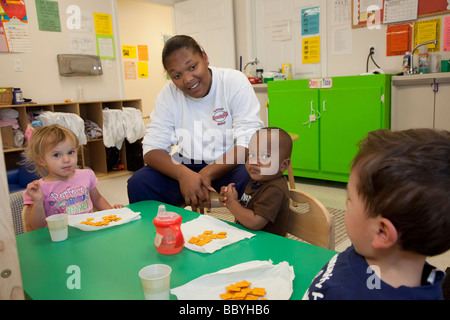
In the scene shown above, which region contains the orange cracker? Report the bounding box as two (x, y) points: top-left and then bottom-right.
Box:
(226, 284), (240, 292)
(196, 239), (211, 246)
(188, 237), (200, 244)
(236, 280), (251, 288)
(252, 287), (266, 296)
(240, 287), (252, 295)
(232, 291), (247, 300)
(220, 292), (233, 300)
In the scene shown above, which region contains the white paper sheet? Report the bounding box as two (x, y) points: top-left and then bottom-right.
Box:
(181, 215), (255, 253)
(171, 260), (295, 300)
(68, 207), (141, 231)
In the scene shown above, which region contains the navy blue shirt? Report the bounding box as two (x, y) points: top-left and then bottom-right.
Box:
(303, 246), (445, 300)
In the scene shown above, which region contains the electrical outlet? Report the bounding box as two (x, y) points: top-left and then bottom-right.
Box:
(14, 58), (23, 72)
(370, 46), (376, 56)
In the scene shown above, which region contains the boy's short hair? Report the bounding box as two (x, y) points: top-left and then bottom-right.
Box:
(352, 128), (450, 256)
(24, 125), (79, 177)
(256, 127), (293, 160)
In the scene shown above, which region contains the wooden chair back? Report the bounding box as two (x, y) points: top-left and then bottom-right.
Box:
(287, 189), (335, 250)
(21, 206), (34, 233)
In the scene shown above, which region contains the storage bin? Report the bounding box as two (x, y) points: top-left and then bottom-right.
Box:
(1, 126), (15, 148)
(0, 87), (13, 105)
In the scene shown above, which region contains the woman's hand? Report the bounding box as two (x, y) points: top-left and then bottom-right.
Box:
(178, 170), (214, 213)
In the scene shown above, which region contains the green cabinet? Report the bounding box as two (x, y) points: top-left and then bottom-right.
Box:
(268, 74), (391, 183)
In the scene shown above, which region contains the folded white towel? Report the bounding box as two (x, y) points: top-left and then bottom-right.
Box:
(37, 111), (87, 145)
(122, 107), (145, 144)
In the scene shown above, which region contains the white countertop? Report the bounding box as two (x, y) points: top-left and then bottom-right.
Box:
(392, 73), (450, 86)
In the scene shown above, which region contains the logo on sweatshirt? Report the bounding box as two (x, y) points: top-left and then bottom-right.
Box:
(212, 108), (228, 126)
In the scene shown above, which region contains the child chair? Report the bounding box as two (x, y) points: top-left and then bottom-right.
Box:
(21, 206), (34, 233)
(287, 189), (335, 250)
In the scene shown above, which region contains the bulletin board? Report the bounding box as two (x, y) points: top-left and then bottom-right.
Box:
(417, 0), (450, 18)
(352, 0), (384, 28)
(352, 0), (450, 28)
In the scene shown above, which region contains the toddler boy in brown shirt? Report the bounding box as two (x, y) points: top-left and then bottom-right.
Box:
(219, 127), (292, 236)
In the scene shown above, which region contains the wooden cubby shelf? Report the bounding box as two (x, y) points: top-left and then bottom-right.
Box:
(1, 99), (142, 178)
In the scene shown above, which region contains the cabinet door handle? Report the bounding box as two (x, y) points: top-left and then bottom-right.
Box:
(431, 82), (439, 93)
(323, 101), (327, 112)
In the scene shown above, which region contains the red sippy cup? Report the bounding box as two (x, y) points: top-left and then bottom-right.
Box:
(153, 205), (184, 255)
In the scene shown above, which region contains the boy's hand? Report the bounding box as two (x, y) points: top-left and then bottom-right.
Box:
(112, 204), (123, 209)
(26, 180), (43, 203)
(222, 183), (238, 207)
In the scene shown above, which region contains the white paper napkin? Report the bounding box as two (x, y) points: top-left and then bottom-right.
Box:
(181, 215), (255, 253)
(171, 260), (295, 300)
(68, 207), (141, 231)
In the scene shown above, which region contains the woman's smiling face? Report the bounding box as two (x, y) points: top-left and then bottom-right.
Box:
(164, 47), (212, 99)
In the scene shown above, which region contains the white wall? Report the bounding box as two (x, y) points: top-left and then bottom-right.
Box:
(326, 9), (450, 77)
(0, 0), (124, 103)
(116, 0), (174, 117)
(236, 1), (450, 78)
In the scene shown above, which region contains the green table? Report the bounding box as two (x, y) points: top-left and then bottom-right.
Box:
(16, 201), (336, 300)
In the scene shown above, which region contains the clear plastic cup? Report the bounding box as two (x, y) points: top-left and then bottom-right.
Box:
(45, 214), (68, 242)
(139, 264), (172, 300)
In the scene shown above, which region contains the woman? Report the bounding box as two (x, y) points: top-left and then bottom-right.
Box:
(127, 35), (263, 213)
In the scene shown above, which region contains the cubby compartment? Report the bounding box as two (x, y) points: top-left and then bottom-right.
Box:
(102, 101), (122, 110)
(79, 102), (103, 129)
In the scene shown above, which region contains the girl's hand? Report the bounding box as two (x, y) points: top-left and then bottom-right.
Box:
(26, 180), (43, 203)
(112, 204), (123, 209)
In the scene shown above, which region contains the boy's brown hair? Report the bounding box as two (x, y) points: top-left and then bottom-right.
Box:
(24, 125), (79, 177)
(257, 127), (293, 161)
(352, 128), (450, 256)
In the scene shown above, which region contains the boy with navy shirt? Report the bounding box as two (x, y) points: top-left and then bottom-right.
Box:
(304, 129), (450, 300)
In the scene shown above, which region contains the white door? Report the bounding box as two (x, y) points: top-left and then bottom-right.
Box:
(174, 0), (236, 69)
(253, 0), (327, 79)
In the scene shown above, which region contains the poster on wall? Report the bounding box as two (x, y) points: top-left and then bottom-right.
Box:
(302, 36), (321, 64)
(302, 7), (320, 36)
(124, 61), (136, 80)
(94, 12), (115, 59)
(386, 23), (412, 56)
(35, 0), (61, 32)
(413, 18), (441, 52)
(138, 45), (149, 61)
(122, 45), (137, 59)
(444, 16), (450, 52)
(0, 0), (32, 52)
(138, 61), (148, 78)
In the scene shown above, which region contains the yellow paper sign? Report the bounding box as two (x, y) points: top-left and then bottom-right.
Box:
(414, 19), (441, 53)
(302, 36), (320, 64)
(94, 12), (113, 35)
(138, 62), (148, 78)
(122, 45), (137, 59)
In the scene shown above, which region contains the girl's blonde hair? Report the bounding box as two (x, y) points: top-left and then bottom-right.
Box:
(24, 125), (79, 177)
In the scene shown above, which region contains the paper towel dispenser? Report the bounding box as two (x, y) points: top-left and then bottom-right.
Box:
(57, 54), (103, 77)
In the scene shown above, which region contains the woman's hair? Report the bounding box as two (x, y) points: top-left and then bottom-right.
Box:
(162, 35), (204, 70)
(24, 125), (79, 177)
(352, 128), (450, 256)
